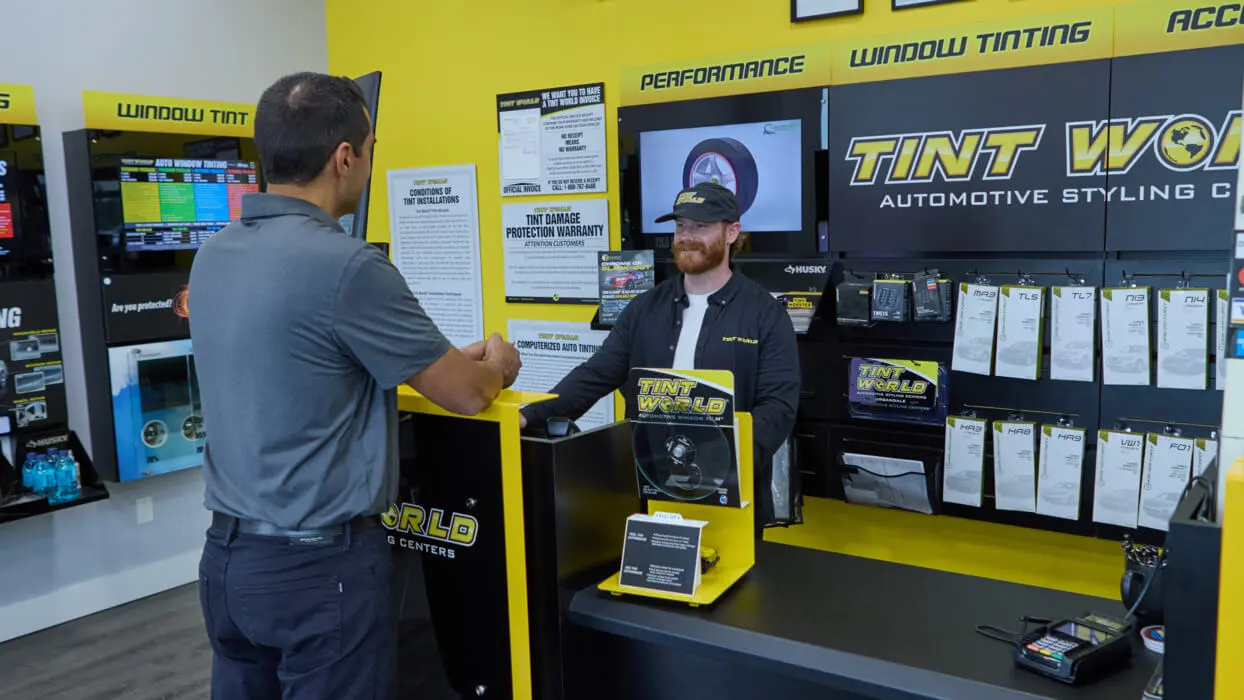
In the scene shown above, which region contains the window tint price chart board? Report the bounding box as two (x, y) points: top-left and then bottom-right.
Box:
(119, 157), (258, 251)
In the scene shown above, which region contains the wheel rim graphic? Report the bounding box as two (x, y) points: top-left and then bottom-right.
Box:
(688, 151), (738, 193)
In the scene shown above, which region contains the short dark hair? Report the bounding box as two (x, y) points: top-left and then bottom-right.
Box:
(254, 72), (370, 185)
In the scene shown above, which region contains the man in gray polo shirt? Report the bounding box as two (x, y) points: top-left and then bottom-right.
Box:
(188, 72), (520, 700)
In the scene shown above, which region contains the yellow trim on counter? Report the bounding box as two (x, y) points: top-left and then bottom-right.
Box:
(765, 497), (1121, 599)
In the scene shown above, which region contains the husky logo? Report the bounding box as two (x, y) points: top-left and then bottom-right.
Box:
(847, 125), (1045, 185)
(785, 264), (827, 275)
(0, 307), (22, 329)
(1066, 111), (1241, 176)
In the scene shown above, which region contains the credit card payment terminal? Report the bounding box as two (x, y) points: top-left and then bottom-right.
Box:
(1014, 613), (1132, 684)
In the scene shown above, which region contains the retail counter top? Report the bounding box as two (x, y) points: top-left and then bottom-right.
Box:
(569, 542), (1159, 700)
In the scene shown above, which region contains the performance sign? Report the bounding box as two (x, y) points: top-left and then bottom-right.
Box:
(621, 45), (831, 105)
(502, 199), (609, 304)
(497, 83), (607, 196)
(829, 10), (1114, 252)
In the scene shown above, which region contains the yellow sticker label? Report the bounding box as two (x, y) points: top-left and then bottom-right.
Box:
(621, 44), (830, 105)
(832, 9), (1114, 84)
(1116, 0), (1244, 56)
(83, 91), (255, 136)
(0, 84), (38, 125)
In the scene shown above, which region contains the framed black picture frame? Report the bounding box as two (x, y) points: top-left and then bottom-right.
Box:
(791, 0), (863, 21)
(892, 0), (966, 10)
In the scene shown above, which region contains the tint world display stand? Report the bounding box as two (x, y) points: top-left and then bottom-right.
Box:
(388, 387), (645, 700)
(62, 90), (261, 483)
(388, 388), (549, 700)
(0, 83), (107, 522)
(596, 411), (756, 606)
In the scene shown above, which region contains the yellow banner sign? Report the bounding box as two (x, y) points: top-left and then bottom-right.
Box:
(82, 91), (255, 136)
(0, 84), (38, 125)
(1116, 0), (1244, 57)
(832, 9), (1115, 85)
(621, 45), (830, 105)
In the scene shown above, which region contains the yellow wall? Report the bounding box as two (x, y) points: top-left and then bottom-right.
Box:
(325, 0), (1138, 336)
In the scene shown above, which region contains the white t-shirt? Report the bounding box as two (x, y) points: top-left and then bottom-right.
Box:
(672, 292), (711, 369)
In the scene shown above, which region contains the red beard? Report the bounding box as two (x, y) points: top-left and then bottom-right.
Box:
(673, 235), (727, 275)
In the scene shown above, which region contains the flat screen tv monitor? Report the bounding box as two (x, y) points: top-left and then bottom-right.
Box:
(338, 71), (382, 239)
(0, 123), (52, 264)
(87, 131), (261, 271)
(639, 118), (803, 235)
(118, 156), (259, 252)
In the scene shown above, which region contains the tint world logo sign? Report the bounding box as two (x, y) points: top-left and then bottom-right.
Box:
(846, 125), (1045, 185)
(1066, 111), (1242, 176)
(843, 112), (1240, 209)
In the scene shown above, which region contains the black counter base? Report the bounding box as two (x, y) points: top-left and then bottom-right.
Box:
(568, 543), (1158, 700)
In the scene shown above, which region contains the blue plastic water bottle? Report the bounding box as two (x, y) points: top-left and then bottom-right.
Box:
(34, 456), (55, 501)
(56, 450), (80, 502)
(21, 454), (35, 491)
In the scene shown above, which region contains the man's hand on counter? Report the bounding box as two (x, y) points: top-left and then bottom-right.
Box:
(459, 338), (487, 361)
(484, 333), (522, 389)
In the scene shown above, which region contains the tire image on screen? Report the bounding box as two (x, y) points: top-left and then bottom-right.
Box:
(682, 138), (760, 215)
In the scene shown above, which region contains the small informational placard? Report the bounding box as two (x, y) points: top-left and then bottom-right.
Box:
(507, 320), (613, 431)
(1092, 430), (1145, 529)
(498, 83), (606, 197)
(618, 512), (707, 597)
(628, 368), (742, 507)
(995, 286), (1044, 380)
(598, 250), (654, 326)
(385, 165), (484, 349)
(1156, 288), (1209, 390)
(1101, 287), (1151, 386)
(1050, 286), (1096, 383)
(1037, 425), (1086, 521)
(1195, 438), (1218, 478)
(502, 199), (609, 303)
(952, 283), (999, 376)
(1138, 433), (1194, 532)
(943, 416), (987, 508)
(993, 421), (1037, 513)
(1217, 290), (1229, 389)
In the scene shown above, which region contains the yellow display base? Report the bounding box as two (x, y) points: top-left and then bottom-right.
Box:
(597, 559), (752, 606)
(765, 496), (1122, 599)
(596, 413), (758, 607)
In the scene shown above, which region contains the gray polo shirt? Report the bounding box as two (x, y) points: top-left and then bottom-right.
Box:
(188, 193), (451, 529)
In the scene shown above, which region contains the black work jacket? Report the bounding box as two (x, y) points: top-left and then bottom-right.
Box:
(522, 270), (801, 499)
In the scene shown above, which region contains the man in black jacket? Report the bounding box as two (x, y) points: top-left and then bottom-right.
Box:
(520, 182), (800, 530)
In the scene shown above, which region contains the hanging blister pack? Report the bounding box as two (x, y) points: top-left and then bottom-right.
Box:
(913, 270), (952, 322)
(836, 279), (873, 327)
(872, 276), (910, 322)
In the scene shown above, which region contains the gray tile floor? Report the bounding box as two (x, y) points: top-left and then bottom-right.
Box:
(0, 584), (212, 700)
(0, 578), (460, 700)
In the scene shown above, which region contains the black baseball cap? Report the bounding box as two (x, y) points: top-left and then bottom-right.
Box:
(654, 182), (740, 224)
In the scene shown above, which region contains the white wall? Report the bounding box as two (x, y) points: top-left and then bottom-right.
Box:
(0, 0), (327, 642)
